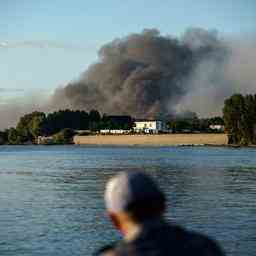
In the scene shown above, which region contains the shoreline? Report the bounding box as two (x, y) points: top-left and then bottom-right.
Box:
(73, 133), (228, 146)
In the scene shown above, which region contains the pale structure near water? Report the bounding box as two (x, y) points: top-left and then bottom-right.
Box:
(74, 134), (228, 146)
(134, 120), (167, 134)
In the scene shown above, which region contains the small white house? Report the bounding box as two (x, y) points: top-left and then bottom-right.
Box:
(100, 129), (131, 135)
(134, 120), (166, 134)
(36, 136), (54, 145)
(209, 125), (224, 131)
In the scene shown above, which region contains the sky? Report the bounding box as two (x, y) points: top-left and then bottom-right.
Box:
(0, 0), (255, 103)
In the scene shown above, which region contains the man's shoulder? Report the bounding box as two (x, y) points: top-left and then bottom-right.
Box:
(164, 224), (225, 255)
(113, 223), (224, 256)
(184, 230), (225, 256)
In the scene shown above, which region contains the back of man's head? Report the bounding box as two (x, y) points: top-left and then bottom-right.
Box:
(105, 171), (166, 221)
(103, 171), (225, 256)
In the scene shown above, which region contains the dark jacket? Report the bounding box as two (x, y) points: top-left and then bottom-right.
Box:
(112, 219), (224, 256)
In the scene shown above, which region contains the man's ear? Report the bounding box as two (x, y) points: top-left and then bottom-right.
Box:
(108, 212), (122, 232)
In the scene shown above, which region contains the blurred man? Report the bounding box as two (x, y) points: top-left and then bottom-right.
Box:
(98, 171), (225, 255)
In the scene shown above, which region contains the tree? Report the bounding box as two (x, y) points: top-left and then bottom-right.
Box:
(209, 117), (224, 125)
(89, 109), (101, 131)
(223, 94), (256, 145)
(53, 128), (74, 144)
(0, 130), (8, 144)
(42, 110), (90, 135)
(8, 128), (21, 144)
(168, 112), (200, 133)
(16, 112), (46, 142)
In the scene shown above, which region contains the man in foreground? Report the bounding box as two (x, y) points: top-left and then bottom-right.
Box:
(97, 171), (224, 256)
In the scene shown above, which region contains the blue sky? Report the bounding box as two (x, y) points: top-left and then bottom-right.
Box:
(0, 0), (255, 102)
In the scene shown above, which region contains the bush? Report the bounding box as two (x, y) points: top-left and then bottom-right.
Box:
(53, 128), (74, 144)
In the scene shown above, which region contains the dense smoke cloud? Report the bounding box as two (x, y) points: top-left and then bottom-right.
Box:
(176, 29), (256, 116)
(0, 102), (37, 130)
(52, 27), (256, 119)
(1, 28), (256, 129)
(50, 28), (195, 118)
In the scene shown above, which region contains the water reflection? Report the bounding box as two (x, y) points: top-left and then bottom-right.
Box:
(0, 146), (256, 255)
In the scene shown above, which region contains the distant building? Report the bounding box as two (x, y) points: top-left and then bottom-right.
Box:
(36, 136), (54, 145)
(134, 120), (167, 134)
(209, 124), (224, 132)
(100, 129), (131, 135)
(75, 130), (92, 135)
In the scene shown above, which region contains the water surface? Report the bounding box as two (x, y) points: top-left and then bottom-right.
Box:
(0, 145), (255, 255)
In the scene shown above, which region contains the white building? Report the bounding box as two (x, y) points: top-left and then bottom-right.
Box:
(209, 125), (224, 131)
(100, 129), (131, 135)
(36, 136), (54, 145)
(134, 120), (166, 134)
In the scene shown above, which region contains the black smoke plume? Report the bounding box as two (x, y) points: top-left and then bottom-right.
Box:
(1, 28), (255, 129)
(50, 28), (226, 118)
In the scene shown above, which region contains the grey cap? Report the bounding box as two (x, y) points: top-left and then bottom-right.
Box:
(105, 171), (164, 213)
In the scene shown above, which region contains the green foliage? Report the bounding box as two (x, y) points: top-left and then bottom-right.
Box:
(208, 116), (224, 125)
(168, 113), (200, 133)
(168, 115), (224, 133)
(100, 115), (133, 130)
(42, 110), (90, 135)
(8, 128), (22, 145)
(53, 128), (74, 144)
(4, 109), (133, 144)
(88, 110), (101, 131)
(0, 130), (8, 144)
(42, 110), (132, 134)
(16, 112), (46, 142)
(223, 94), (256, 145)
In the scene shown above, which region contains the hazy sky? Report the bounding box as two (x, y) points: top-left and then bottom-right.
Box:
(1, 0), (255, 102)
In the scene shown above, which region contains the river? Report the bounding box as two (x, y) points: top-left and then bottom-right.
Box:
(0, 145), (255, 255)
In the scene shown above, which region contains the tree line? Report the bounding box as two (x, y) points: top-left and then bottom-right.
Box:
(0, 108), (225, 145)
(0, 110), (135, 145)
(1, 93), (255, 145)
(168, 114), (224, 133)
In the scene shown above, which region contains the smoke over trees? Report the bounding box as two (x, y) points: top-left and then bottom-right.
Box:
(50, 29), (191, 118)
(50, 28), (228, 119)
(1, 27), (256, 129)
(51, 28), (256, 119)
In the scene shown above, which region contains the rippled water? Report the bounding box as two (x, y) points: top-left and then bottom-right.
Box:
(0, 145), (255, 255)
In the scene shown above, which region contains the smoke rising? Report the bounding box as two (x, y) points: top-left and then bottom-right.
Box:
(0, 92), (47, 130)
(1, 28), (256, 129)
(50, 28), (194, 118)
(52, 28), (255, 119)
(176, 29), (256, 116)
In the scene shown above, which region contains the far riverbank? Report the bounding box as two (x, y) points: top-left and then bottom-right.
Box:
(74, 133), (228, 146)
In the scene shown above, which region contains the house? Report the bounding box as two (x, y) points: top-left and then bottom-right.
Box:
(36, 136), (54, 145)
(75, 130), (92, 135)
(209, 124), (224, 132)
(134, 120), (167, 134)
(100, 129), (131, 135)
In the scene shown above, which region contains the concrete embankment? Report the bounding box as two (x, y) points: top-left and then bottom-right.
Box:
(73, 134), (228, 146)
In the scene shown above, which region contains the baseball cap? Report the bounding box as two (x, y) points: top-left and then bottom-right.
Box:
(105, 171), (165, 214)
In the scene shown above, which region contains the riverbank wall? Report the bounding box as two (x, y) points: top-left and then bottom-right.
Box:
(73, 133), (228, 146)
